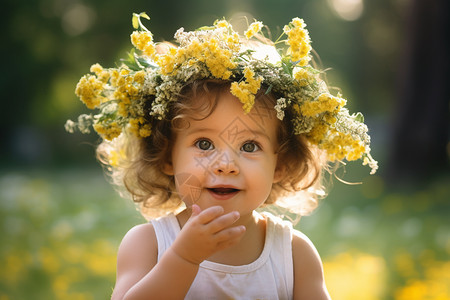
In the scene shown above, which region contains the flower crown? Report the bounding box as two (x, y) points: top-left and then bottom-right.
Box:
(65, 12), (378, 174)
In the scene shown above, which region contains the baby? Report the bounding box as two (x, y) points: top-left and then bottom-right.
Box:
(66, 12), (377, 299)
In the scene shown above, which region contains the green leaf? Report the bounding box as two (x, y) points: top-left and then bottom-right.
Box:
(132, 14), (139, 29)
(139, 12), (150, 20)
(281, 58), (294, 76)
(128, 48), (136, 60)
(354, 112), (364, 123)
(122, 61), (141, 71)
(120, 49), (142, 71)
(196, 25), (215, 31)
(136, 56), (158, 69)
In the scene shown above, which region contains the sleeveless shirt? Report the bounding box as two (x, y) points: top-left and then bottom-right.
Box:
(150, 212), (294, 300)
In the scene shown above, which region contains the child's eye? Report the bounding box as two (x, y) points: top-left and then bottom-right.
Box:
(241, 142), (260, 153)
(195, 139), (214, 150)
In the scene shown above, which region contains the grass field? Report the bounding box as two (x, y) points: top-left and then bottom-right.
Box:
(0, 168), (448, 299)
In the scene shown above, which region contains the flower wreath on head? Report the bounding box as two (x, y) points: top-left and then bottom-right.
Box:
(65, 12), (378, 174)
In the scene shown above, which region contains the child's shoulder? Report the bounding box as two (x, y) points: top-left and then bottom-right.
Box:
(262, 212), (320, 261)
(291, 229), (320, 259)
(291, 228), (329, 297)
(117, 222), (158, 265)
(121, 221), (157, 244)
(112, 223), (159, 299)
(122, 222), (157, 240)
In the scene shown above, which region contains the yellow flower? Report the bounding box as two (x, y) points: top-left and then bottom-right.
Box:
(314, 129), (365, 162)
(157, 47), (178, 75)
(108, 149), (126, 167)
(75, 75), (106, 109)
(215, 20), (230, 29)
(230, 66), (262, 113)
(284, 17), (311, 66)
(128, 117), (151, 138)
(307, 123), (329, 144)
(230, 82), (255, 113)
(293, 68), (314, 87)
(226, 32), (240, 51)
(133, 70), (146, 85)
(131, 31), (156, 58)
(67, 13), (377, 173)
(245, 21), (263, 39)
(292, 104), (301, 114)
(324, 114), (337, 124)
(90, 63), (102, 75)
(347, 142), (366, 161)
(107, 67), (144, 108)
(93, 121), (122, 141)
(301, 93), (345, 117)
(243, 67), (259, 92)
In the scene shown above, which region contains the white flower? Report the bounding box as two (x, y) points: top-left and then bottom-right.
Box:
(78, 115), (93, 134)
(274, 98), (287, 120)
(64, 120), (76, 133)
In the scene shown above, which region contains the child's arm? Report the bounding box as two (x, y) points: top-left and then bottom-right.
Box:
(292, 230), (331, 300)
(111, 205), (245, 300)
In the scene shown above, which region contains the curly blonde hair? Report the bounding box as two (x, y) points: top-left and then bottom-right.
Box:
(97, 79), (328, 219)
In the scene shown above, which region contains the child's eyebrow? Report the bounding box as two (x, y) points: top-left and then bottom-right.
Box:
(185, 126), (272, 142)
(184, 127), (216, 136)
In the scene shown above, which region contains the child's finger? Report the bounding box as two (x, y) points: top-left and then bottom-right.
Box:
(214, 225), (246, 244)
(195, 206), (225, 224)
(190, 204), (202, 217)
(207, 211), (240, 233)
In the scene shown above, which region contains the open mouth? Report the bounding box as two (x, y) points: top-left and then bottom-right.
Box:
(208, 188), (240, 195)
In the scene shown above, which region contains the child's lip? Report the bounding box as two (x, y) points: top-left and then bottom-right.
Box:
(208, 187), (240, 193)
(206, 186), (241, 199)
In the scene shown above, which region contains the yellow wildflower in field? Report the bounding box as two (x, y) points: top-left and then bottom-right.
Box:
(324, 252), (386, 300)
(395, 259), (450, 300)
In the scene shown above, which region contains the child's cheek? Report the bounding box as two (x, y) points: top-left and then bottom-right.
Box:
(175, 172), (202, 206)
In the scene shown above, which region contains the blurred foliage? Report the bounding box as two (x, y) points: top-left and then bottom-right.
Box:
(1, 0), (407, 168)
(0, 169), (140, 299)
(300, 167), (450, 299)
(0, 168), (448, 299)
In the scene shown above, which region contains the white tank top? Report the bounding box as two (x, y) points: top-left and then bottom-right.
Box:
(151, 212), (294, 300)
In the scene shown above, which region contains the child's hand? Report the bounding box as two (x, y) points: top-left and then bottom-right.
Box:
(170, 205), (246, 265)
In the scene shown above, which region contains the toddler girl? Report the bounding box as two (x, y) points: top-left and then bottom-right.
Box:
(66, 12), (377, 300)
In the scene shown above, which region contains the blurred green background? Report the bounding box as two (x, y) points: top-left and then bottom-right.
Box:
(1, 0), (449, 299)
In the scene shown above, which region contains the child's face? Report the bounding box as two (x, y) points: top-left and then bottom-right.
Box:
(165, 90), (283, 217)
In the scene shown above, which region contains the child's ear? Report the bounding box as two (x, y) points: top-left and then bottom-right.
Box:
(162, 160), (174, 176)
(273, 163), (285, 184)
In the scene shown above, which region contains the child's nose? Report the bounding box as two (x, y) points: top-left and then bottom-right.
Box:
(211, 150), (240, 175)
